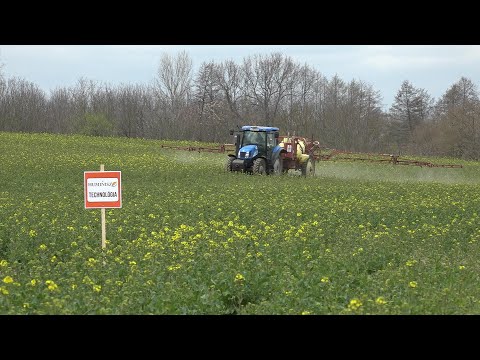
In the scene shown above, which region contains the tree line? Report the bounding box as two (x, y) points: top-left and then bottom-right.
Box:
(0, 51), (479, 159)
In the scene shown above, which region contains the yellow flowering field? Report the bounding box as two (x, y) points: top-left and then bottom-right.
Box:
(1, 132), (480, 314)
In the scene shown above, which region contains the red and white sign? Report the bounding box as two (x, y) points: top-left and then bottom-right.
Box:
(84, 171), (122, 209)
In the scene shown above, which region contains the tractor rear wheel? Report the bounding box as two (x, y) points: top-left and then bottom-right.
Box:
(301, 157), (315, 176)
(253, 158), (267, 175)
(272, 157), (283, 175)
(225, 157), (234, 172)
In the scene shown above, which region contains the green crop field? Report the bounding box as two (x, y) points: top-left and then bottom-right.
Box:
(1, 131), (480, 314)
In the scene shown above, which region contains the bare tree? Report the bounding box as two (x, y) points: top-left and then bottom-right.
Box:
(154, 51), (193, 139)
(215, 60), (244, 125)
(48, 86), (73, 133)
(284, 63), (316, 135)
(0, 54), (4, 82)
(434, 77), (480, 159)
(0, 58), (7, 129)
(0, 77), (47, 133)
(193, 61), (220, 140)
(242, 53), (297, 126)
(0, 59), (4, 84)
(115, 84), (147, 138)
(155, 51), (192, 109)
(322, 74), (348, 148)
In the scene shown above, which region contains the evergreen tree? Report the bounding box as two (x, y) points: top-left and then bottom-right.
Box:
(389, 80), (433, 148)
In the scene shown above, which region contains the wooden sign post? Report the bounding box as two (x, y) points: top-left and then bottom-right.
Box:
(100, 164), (106, 249)
(84, 165), (122, 249)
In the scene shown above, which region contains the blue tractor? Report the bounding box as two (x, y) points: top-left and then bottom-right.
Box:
(226, 125), (318, 176)
(226, 125), (286, 175)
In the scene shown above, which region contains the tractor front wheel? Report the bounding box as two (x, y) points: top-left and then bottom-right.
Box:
(253, 158), (267, 175)
(225, 157), (234, 172)
(301, 157), (315, 176)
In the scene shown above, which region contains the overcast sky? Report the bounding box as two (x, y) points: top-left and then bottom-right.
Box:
(1, 45), (479, 110)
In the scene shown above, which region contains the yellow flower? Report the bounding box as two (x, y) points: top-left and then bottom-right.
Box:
(0, 287), (9, 295)
(301, 311), (311, 315)
(321, 276), (330, 283)
(348, 298), (363, 311)
(45, 280), (58, 291)
(29, 229), (37, 237)
(405, 260), (417, 267)
(93, 285), (101, 292)
(459, 265), (466, 270)
(39, 244), (47, 250)
(296, 212), (302, 217)
(167, 264), (181, 271)
(30, 279), (37, 286)
(375, 297), (387, 305)
(409, 281), (418, 288)
(23, 303), (30, 309)
(234, 273), (245, 283)
(71, 284), (77, 290)
(0, 260), (8, 267)
(50, 255), (57, 263)
(3, 276), (13, 284)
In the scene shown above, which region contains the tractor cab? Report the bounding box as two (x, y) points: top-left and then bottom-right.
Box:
(237, 126), (278, 160)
